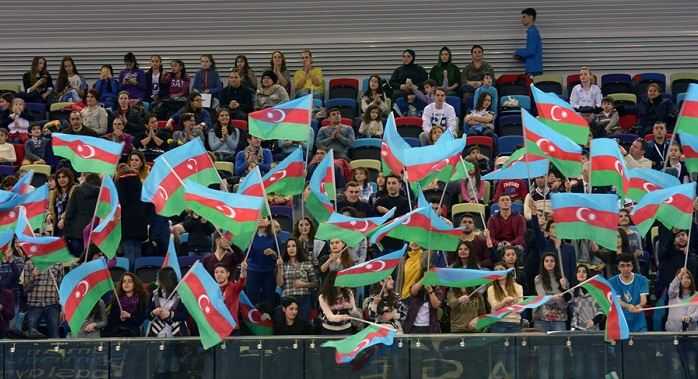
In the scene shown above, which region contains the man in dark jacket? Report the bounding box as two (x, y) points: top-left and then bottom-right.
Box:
(219, 69), (253, 121)
(63, 172), (101, 257)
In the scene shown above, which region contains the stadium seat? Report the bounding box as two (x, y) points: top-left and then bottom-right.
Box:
(270, 205), (293, 232)
(533, 74), (564, 96)
(601, 74), (634, 96)
(328, 78), (359, 100)
(566, 73), (598, 98)
(115, 257), (130, 272)
(618, 114), (638, 131)
(351, 138), (382, 161)
(350, 159), (381, 182)
(0, 83), (20, 93)
(25, 102), (47, 119)
(214, 161), (235, 177)
(677, 92), (686, 109)
(403, 137), (421, 148)
(606, 93), (637, 108)
(497, 76), (529, 97)
(12, 144), (24, 169)
(231, 119), (248, 131)
(497, 135), (524, 155)
(644, 133), (673, 142)
(452, 203), (487, 230)
(321, 117), (354, 128)
(157, 120), (169, 129)
(178, 255), (200, 277)
(134, 256), (165, 284)
(633, 73), (666, 97)
(395, 116), (424, 139)
(326, 98), (358, 121)
(465, 136), (494, 161)
(446, 96), (461, 119)
(499, 95), (531, 115)
(670, 72), (698, 101)
(49, 102), (75, 112)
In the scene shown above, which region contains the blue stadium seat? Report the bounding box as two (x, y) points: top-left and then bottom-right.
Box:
(601, 73), (634, 96)
(497, 135), (524, 156)
(326, 98), (358, 121)
(352, 138), (382, 160)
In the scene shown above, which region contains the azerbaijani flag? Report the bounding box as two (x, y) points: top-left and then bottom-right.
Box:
(177, 263), (236, 349)
(450, 157), (475, 182)
(334, 245), (407, 287)
(262, 148), (305, 195)
(248, 95), (311, 141)
(530, 84), (589, 145)
(502, 148), (547, 169)
(316, 209), (395, 248)
(678, 131), (698, 173)
(630, 182), (696, 236)
(403, 134), (466, 189)
(421, 267), (513, 287)
(59, 258), (114, 336)
(141, 138), (220, 216)
(163, 235), (182, 280)
(369, 206), (463, 251)
(183, 180), (264, 249)
(306, 150), (335, 222)
(474, 295), (553, 330)
(16, 210), (74, 271)
(12, 170), (33, 196)
(482, 158), (549, 180)
(52, 133), (123, 175)
(321, 325), (397, 364)
(90, 175), (121, 259)
(550, 193), (620, 250)
(239, 291), (274, 336)
(674, 83), (698, 135)
(0, 229), (14, 254)
(682, 292), (698, 305)
(237, 166), (264, 197)
(590, 138), (630, 200)
(580, 275), (630, 341)
(381, 114), (411, 175)
(0, 184), (49, 232)
(627, 168), (680, 201)
(523, 109), (582, 178)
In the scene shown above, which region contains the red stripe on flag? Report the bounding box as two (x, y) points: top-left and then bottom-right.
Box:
(407, 154), (459, 181)
(183, 272), (236, 338)
(22, 238), (67, 258)
(525, 130), (582, 162)
(263, 161), (304, 188)
(681, 100), (698, 119)
(91, 207), (121, 245)
(52, 138), (120, 165)
(152, 154), (215, 212)
(249, 107), (310, 124)
(183, 193), (260, 222)
(553, 206), (618, 229)
(537, 103), (587, 127)
(331, 220), (380, 232)
(239, 301), (275, 327)
(684, 145), (698, 160)
(338, 258), (401, 276)
(381, 140), (402, 174)
(628, 177), (661, 193)
(63, 269), (112, 320)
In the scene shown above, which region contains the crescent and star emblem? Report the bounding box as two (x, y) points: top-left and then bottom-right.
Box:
(265, 109), (286, 123)
(76, 144), (96, 159)
(550, 105), (567, 121)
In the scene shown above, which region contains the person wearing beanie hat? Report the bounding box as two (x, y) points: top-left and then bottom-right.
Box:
(429, 46), (461, 96)
(294, 50), (324, 101)
(254, 70), (289, 111)
(118, 52), (147, 101)
(389, 49), (428, 101)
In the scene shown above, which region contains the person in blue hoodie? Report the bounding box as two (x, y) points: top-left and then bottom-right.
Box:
(514, 8), (543, 77)
(192, 54), (222, 110)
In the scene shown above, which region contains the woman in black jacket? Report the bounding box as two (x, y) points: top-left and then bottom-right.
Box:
(63, 172), (101, 257)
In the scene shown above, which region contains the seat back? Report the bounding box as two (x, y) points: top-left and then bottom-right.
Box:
(326, 98), (358, 120)
(328, 78), (359, 100)
(633, 73), (666, 97)
(601, 73), (634, 96)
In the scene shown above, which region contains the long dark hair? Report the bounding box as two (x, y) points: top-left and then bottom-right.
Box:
(491, 262), (517, 301)
(157, 267), (179, 297)
(370, 277), (396, 311)
(617, 228), (631, 254)
(362, 75), (385, 98)
(213, 108), (237, 139)
(539, 253), (564, 292)
(281, 237), (309, 263)
(182, 92), (203, 116)
(29, 56), (49, 86)
(451, 240), (479, 269)
(269, 51), (288, 72)
(58, 57), (80, 91)
(573, 264), (591, 297)
(319, 271), (352, 306)
(55, 167), (76, 195)
(464, 156), (481, 189)
(475, 92), (492, 112)
(171, 59), (187, 78)
(676, 268), (697, 299)
(292, 217), (316, 241)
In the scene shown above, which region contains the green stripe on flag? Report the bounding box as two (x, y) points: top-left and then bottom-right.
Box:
(539, 118), (589, 146)
(555, 222), (618, 251)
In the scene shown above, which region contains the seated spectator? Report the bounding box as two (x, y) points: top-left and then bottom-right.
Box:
(235, 55), (258, 90)
(22, 124), (49, 165)
(267, 51), (291, 95)
(336, 181), (372, 218)
(466, 145), (491, 175)
(493, 177), (528, 204)
(412, 79), (438, 105)
(118, 52), (147, 101)
(645, 121), (670, 170)
(134, 113), (169, 162)
(598, 96), (620, 135)
(80, 89), (108, 135)
(429, 46), (461, 96)
(421, 87), (457, 136)
(0, 129), (15, 166)
(209, 108), (247, 162)
(3, 97), (34, 143)
(487, 193), (526, 249)
(634, 83), (678, 135)
(366, 276), (408, 332)
(161, 59), (190, 101)
(275, 296), (311, 335)
(219, 69), (253, 121)
(358, 104), (383, 138)
(175, 211), (216, 256)
(144, 55), (168, 103)
(106, 273), (148, 337)
(473, 73), (498, 116)
(171, 112), (204, 147)
(274, 238), (317, 322)
(458, 213), (493, 269)
(192, 54), (222, 109)
(419, 124), (444, 146)
(315, 107), (355, 160)
(527, 199), (577, 281)
(275, 129), (313, 161)
(389, 49), (428, 101)
(667, 142), (690, 183)
(235, 134), (272, 176)
(465, 92), (495, 138)
(619, 137), (651, 169)
(294, 50), (324, 100)
(93, 64), (120, 103)
(56, 57), (87, 103)
(460, 44), (495, 101)
(397, 88), (426, 117)
(305, 147), (347, 191)
(579, 106), (606, 138)
(166, 92), (212, 130)
(63, 111), (98, 137)
(254, 71), (289, 111)
(352, 167), (373, 202)
(569, 67), (602, 111)
(103, 117), (133, 157)
(110, 91), (145, 136)
(360, 75), (390, 116)
(21, 56), (54, 104)
(460, 157), (485, 204)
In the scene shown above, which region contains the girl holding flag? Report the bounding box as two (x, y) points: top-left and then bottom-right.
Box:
(107, 272), (148, 337)
(366, 276), (407, 333)
(534, 253), (569, 379)
(276, 237), (317, 322)
(570, 264), (604, 379)
(665, 268), (698, 376)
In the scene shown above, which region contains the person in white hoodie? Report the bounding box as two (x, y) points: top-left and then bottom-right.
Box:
(421, 87), (457, 137)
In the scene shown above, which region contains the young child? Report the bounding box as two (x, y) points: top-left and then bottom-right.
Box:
(400, 88), (426, 117)
(473, 73), (498, 116)
(413, 79), (438, 104)
(7, 98), (31, 144)
(352, 166), (373, 202)
(358, 104), (383, 138)
(465, 92), (495, 137)
(22, 124), (48, 165)
(0, 129), (17, 166)
(597, 96), (620, 135)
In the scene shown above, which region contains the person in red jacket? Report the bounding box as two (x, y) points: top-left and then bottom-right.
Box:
(487, 193), (526, 249)
(215, 261), (247, 336)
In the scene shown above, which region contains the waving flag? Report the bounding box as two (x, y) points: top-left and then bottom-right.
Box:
(381, 114), (411, 175)
(237, 166), (264, 197)
(0, 229), (14, 254)
(141, 139), (219, 216)
(675, 83), (698, 135)
(177, 263), (236, 349)
(239, 291), (274, 336)
(679, 132), (698, 173)
(630, 182), (696, 236)
(12, 171), (33, 196)
(16, 210), (73, 271)
(184, 180), (264, 249)
(262, 148), (305, 195)
(474, 295), (553, 330)
(321, 325), (396, 364)
(163, 235), (182, 280)
(450, 157), (475, 182)
(550, 193), (620, 250)
(502, 148), (547, 169)
(307, 150), (335, 222)
(52, 133), (123, 175)
(580, 276), (630, 341)
(523, 109), (582, 178)
(335, 245), (406, 287)
(316, 209), (395, 248)
(531, 84), (589, 145)
(627, 168), (681, 201)
(59, 258), (113, 336)
(590, 138), (630, 199)
(248, 95), (311, 141)
(369, 207), (462, 251)
(0, 184), (49, 232)
(422, 267), (513, 287)
(404, 134), (466, 189)
(90, 175), (121, 259)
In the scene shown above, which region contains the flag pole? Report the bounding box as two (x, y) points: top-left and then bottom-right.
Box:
(559, 274), (601, 296)
(521, 109), (534, 194)
(347, 316), (397, 331)
(145, 260), (200, 337)
(402, 169), (413, 209)
(255, 167), (283, 258)
(685, 208), (694, 269)
(113, 287), (123, 312)
(642, 302), (694, 312)
(330, 150), (338, 212)
(556, 245), (567, 285)
(462, 157), (487, 228)
(83, 176), (106, 264)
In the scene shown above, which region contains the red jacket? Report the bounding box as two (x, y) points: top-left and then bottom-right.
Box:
(487, 211), (526, 248)
(220, 278), (246, 331)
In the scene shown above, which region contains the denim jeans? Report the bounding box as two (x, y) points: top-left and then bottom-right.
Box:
(296, 90), (324, 101)
(68, 238), (84, 258)
(294, 294), (312, 323)
(536, 320), (567, 379)
(121, 238), (143, 267)
(25, 304), (61, 338)
(59, 89), (81, 103)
